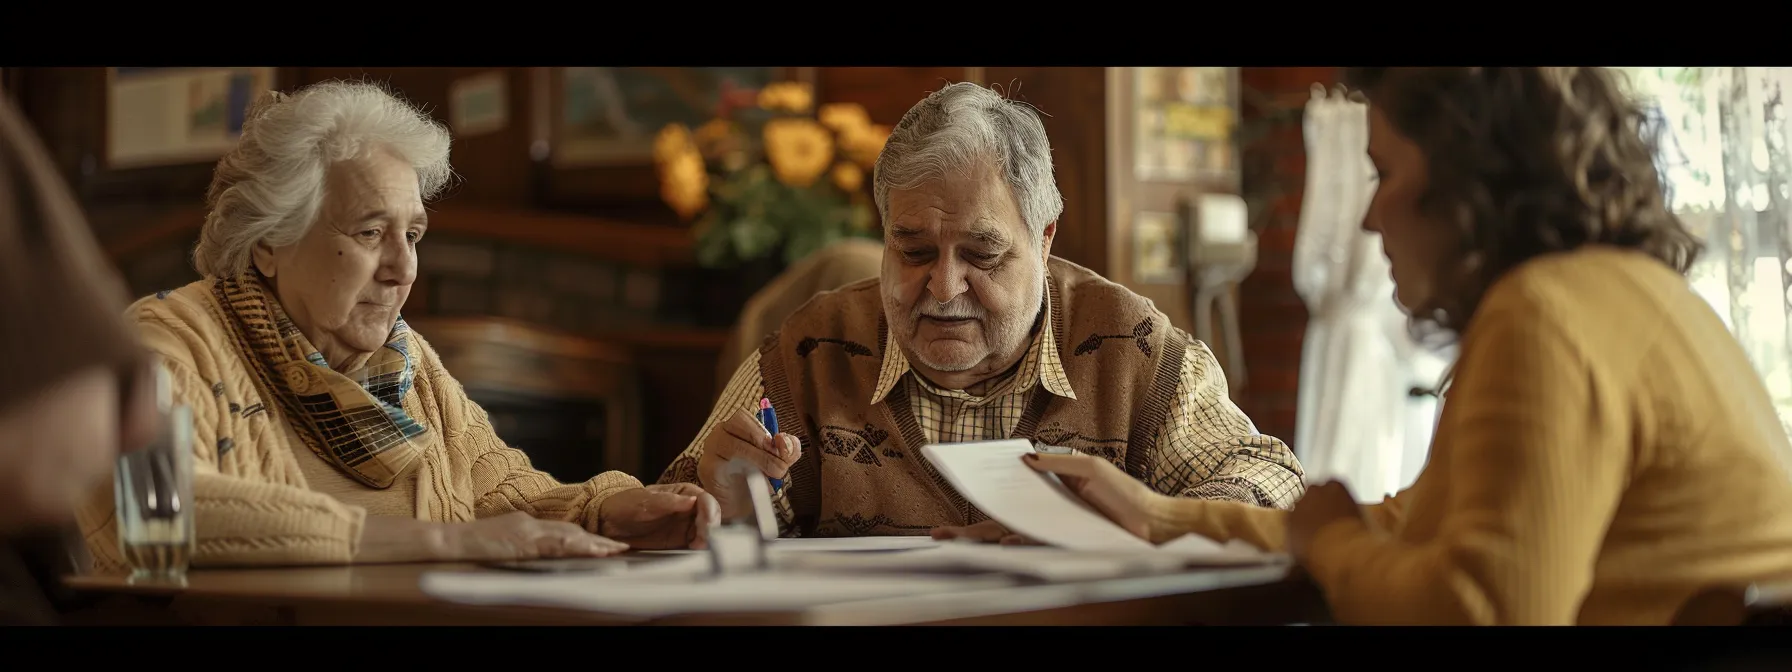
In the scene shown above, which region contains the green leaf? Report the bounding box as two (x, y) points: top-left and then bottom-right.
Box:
(696, 221), (735, 268)
(730, 216), (780, 261)
(849, 204), (874, 233)
(783, 227), (818, 265)
(711, 173), (744, 202)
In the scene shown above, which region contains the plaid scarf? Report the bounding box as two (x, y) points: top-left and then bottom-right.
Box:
(211, 273), (427, 489)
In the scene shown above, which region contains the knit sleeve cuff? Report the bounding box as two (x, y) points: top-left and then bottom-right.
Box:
(1300, 516), (1374, 588)
(585, 470), (646, 533)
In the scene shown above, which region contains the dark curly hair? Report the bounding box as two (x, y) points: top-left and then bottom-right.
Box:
(1343, 67), (1704, 337)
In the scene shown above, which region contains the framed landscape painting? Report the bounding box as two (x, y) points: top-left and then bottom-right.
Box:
(105, 67), (278, 169)
(536, 67), (811, 209)
(549, 67), (791, 168)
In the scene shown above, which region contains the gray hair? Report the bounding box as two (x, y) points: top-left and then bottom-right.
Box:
(872, 82), (1064, 244)
(192, 80), (453, 278)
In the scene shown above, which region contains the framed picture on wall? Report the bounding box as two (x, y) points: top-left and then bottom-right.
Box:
(535, 67), (813, 210)
(1132, 210), (1183, 284)
(1132, 67), (1238, 187)
(56, 67), (299, 209)
(548, 67), (807, 168)
(105, 67), (279, 169)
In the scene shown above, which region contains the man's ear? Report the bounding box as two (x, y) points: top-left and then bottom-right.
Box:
(250, 242), (278, 278)
(1039, 220), (1058, 262)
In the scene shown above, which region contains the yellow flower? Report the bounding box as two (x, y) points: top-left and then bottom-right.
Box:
(721, 149), (749, 172)
(831, 163), (864, 193)
(659, 149), (709, 220)
(694, 118), (733, 145)
(841, 123), (891, 169)
(693, 118), (738, 159)
(653, 124), (695, 167)
(757, 82), (814, 114)
(763, 118), (834, 188)
(818, 102), (871, 134)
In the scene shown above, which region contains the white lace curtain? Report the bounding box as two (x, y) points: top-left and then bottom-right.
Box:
(1291, 86), (1421, 500)
(1618, 67), (1792, 439)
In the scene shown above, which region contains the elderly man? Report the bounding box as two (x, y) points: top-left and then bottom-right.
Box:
(659, 82), (1304, 539)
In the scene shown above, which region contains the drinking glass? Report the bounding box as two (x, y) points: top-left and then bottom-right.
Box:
(113, 367), (194, 584)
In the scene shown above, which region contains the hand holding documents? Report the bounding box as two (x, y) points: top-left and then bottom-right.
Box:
(919, 439), (1283, 565)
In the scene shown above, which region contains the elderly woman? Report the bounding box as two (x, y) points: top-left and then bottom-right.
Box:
(1025, 67), (1792, 625)
(77, 81), (718, 572)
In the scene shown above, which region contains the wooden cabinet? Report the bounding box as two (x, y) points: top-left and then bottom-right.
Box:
(1103, 68), (1243, 336)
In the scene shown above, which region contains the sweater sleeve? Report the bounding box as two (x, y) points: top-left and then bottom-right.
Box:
(1150, 339), (1307, 509)
(659, 350), (800, 537)
(409, 335), (642, 534)
(80, 314), (367, 571)
(0, 99), (145, 412)
(1298, 294), (1630, 625)
(1144, 487), (1413, 554)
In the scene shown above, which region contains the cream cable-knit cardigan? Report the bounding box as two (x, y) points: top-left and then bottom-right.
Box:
(77, 280), (642, 571)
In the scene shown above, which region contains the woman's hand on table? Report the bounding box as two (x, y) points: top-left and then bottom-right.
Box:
(598, 483), (722, 551)
(354, 484), (720, 564)
(357, 512), (628, 564)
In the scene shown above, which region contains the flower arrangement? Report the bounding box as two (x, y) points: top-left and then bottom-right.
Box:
(653, 81), (890, 269)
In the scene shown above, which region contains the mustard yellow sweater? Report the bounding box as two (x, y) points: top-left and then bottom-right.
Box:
(1158, 247), (1792, 625)
(76, 280), (643, 571)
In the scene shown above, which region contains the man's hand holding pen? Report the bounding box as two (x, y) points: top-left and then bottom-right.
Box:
(696, 407), (803, 521)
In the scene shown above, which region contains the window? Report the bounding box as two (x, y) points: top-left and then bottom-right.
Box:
(1617, 67), (1792, 438)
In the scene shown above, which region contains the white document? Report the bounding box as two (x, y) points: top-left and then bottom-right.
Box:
(780, 542), (1184, 581)
(767, 536), (939, 553)
(921, 439), (1156, 551)
(419, 569), (1013, 616)
(920, 439), (1284, 564)
(1156, 533), (1287, 565)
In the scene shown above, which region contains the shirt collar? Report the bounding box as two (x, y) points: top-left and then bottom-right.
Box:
(870, 282), (1077, 405)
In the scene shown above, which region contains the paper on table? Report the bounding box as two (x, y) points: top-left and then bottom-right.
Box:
(419, 569), (1014, 616)
(1156, 534), (1289, 565)
(781, 542), (1187, 581)
(767, 536), (939, 553)
(921, 439), (1156, 552)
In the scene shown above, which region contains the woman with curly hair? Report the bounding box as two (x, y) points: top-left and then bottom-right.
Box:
(1021, 67), (1792, 625)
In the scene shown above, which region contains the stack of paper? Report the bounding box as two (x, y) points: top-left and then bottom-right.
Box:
(1154, 534), (1285, 565)
(419, 568), (1014, 616)
(767, 536), (938, 553)
(419, 438), (1294, 616)
(779, 538), (1276, 582)
(775, 542), (1170, 582)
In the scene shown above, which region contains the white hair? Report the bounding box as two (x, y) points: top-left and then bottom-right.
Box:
(872, 82), (1064, 244)
(192, 80), (453, 278)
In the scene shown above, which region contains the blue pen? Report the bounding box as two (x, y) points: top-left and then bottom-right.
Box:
(758, 397), (783, 491)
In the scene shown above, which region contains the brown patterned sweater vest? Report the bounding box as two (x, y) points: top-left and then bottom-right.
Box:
(760, 257), (1188, 537)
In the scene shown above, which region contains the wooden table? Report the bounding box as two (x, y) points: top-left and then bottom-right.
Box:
(61, 556), (1329, 626)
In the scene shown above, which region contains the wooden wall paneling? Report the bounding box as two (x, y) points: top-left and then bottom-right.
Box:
(1105, 67), (1192, 332)
(9, 67), (305, 240)
(296, 67), (535, 209)
(1, 68), (21, 104)
(981, 67), (1109, 276)
(814, 67), (978, 124)
(1104, 67), (1249, 352)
